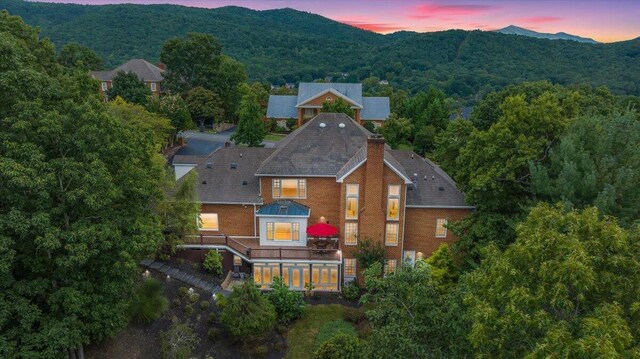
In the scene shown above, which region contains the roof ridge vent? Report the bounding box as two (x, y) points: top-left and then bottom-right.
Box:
(206, 161), (213, 168)
(230, 163), (237, 169)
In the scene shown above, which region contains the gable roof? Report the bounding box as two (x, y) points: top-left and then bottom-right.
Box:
(266, 95), (298, 119)
(256, 200), (310, 217)
(390, 150), (471, 208)
(296, 88), (363, 108)
(92, 59), (164, 82)
(335, 145), (412, 184)
(361, 97), (391, 120)
(296, 83), (363, 107)
(192, 146), (275, 204)
(256, 113), (370, 177)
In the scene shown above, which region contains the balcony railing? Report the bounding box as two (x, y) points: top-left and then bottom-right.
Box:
(183, 234), (341, 262)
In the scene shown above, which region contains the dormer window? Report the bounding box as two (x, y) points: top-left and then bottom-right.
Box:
(273, 179), (306, 198)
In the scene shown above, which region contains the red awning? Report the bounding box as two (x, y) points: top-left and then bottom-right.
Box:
(306, 223), (338, 237)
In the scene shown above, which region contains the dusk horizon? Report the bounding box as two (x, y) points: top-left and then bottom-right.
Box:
(31, 0), (640, 43)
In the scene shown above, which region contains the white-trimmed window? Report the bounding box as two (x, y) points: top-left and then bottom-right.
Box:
(345, 222), (358, 245)
(199, 213), (219, 231)
(266, 222), (300, 241)
(435, 218), (448, 238)
(312, 264), (339, 291)
(304, 108), (315, 117)
(150, 82), (157, 92)
(273, 179), (306, 198)
(101, 82), (108, 91)
(344, 258), (356, 277)
(387, 185), (401, 220)
(345, 184), (359, 219)
(384, 259), (397, 275)
(254, 263), (281, 289)
(385, 222), (398, 246)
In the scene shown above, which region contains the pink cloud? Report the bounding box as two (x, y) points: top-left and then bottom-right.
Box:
(339, 20), (406, 33)
(409, 3), (493, 19)
(519, 16), (563, 24)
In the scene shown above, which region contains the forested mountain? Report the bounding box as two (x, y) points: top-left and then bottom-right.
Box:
(2, 0), (640, 100)
(496, 25), (599, 43)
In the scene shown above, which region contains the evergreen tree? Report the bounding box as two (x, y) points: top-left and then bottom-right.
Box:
(231, 84), (267, 147)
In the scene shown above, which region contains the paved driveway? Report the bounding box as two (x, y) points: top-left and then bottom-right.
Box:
(175, 127), (277, 157)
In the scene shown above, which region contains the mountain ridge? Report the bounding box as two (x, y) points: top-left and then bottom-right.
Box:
(1, 0), (639, 100)
(496, 25), (599, 43)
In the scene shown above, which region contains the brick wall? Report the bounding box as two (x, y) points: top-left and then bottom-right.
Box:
(403, 207), (472, 258)
(201, 203), (257, 237)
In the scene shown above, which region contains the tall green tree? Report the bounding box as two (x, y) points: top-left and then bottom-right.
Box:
(432, 118), (474, 178)
(57, 42), (103, 71)
(464, 204), (640, 358)
(213, 55), (248, 122)
(0, 12), (165, 358)
(147, 94), (194, 133)
(321, 98), (355, 118)
(231, 84), (267, 147)
(185, 86), (224, 128)
(106, 71), (152, 105)
(106, 98), (174, 151)
(378, 113), (412, 149)
(531, 113), (640, 227)
(160, 32), (222, 94)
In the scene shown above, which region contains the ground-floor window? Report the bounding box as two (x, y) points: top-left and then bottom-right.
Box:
(403, 251), (416, 267)
(312, 264), (339, 291)
(233, 255), (242, 266)
(384, 259), (397, 276)
(252, 263), (339, 291)
(344, 258), (356, 277)
(254, 263), (281, 289)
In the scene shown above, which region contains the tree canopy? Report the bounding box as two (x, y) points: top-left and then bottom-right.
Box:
(231, 84), (267, 147)
(57, 42), (103, 71)
(106, 70), (152, 105)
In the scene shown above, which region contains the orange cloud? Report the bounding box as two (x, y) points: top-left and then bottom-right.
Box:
(409, 3), (493, 19)
(340, 20), (405, 33)
(519, 16), (563, 24)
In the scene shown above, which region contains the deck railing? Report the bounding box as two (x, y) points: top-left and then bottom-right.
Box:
(183, 235), (340, 261)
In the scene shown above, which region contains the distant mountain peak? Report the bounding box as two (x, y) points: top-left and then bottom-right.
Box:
(496, 25), (599, 44)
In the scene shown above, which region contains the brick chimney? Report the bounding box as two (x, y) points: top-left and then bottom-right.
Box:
(360, 135), (386, 243)
(157, 63), (166, 71)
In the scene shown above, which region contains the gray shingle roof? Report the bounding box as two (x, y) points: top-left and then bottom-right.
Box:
(92, 59), (164, 82)
(172, 155), (207, 165)
(297, 83), (363, 107)
(266, 95), (298, 119)
(194, 147), (275, 204)
(390, 150), (470, 208)
(335, 145), (411, 184)
(256, 113), (370, 176)
(257, 200), (310, 217)
(361, 97), (391, 120)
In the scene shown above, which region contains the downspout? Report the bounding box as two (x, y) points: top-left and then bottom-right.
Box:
(253, 204), (257, 238)
(401, 184), (407, 260)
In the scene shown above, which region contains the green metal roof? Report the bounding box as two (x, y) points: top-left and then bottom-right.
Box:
(257, 200), (310, 217)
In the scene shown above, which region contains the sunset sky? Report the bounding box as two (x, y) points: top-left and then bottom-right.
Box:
(36, 0), (640, 42)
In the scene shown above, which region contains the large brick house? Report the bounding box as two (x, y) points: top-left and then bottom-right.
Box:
(266, 83), (390, 129)
(182, 113), (473, 291)
(91, 59), (164, 97)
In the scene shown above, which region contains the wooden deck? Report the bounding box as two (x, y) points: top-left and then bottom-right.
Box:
(183, 235), (341, 261)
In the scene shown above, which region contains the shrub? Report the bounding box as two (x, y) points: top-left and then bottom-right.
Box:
(275, 125), (287, 133)
(342, 281), (360, 302)
(250, 344), (269, 357)
(171, 298), (181, 309)
(268, 276), (305, 324)
(127, 278), (168, 323)
(215, 293), (227, 309)
(207, 327), (221, 341)
(160, 320), (198, 359)
(286, 118), (296, 131)
(313, 333), (362, 359)
(200, 300), (210, 311)
(203, 250), (223, 276)
(177, 287), (189, 298)
(184, 304), (193, 316)
(313, 320), (357, 350)
(343, 307), (366, 324)
(363, 121), (376, 133)
(207, 312), (217, 326)
(221, 283), (276, 339)
(187, 292), (200, 304)
(191, 262), (200, 272)
(354, 237), (385, 271)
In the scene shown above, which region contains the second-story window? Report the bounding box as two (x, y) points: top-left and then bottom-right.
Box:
(387, 185), (401, 220)
(198, 213), (219, 231)
(150, 82), (157, 92)
(435, 218), (448, 238)
(345, 222), (358, 245)
(385, 222), (398, 246)
(267, 222), (300, 241)
(345, 184), (359, 219)
(273, 179), (306, 198)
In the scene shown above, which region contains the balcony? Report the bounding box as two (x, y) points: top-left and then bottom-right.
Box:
(183, 234), (341, 262)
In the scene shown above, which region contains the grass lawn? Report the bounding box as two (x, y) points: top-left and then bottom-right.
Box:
(285, 304), (346, 359)
(265, 133), (287, 142)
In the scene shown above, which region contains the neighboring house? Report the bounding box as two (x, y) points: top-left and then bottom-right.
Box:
(266, 83), (390, 129)
(181, 113), (473, 292)
(91, 59), (165, 97)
